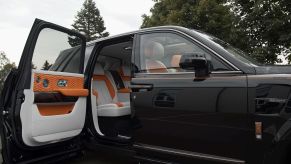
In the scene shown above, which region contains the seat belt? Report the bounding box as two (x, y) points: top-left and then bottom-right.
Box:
(110, 71), (125, 89)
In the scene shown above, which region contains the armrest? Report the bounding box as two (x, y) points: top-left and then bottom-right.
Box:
(118, 88), (131, 93)
(57, 89), (89, 97)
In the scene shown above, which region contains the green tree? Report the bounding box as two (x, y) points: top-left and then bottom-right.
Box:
(229, 0), (291, 64)
(0, 51), (9, 68)
(70, 0), (109, 45)
(141, 0), (241, 48)
(0, 51), (16, 93)
(142, 0), (291, 64)
(41, 60), (52, 70)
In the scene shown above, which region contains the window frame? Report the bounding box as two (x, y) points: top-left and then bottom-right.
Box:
(134, 30), (242, 75)
(31, 27), (86, 74)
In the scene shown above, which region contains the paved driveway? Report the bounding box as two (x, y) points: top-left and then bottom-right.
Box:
(64, 150), (134, 164)
(0, 139), (134, 164)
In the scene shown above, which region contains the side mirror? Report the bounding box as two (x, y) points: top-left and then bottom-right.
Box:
(179, 53), (210, 78)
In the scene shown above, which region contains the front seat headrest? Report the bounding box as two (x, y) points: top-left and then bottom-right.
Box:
(145, 41), (164, 60)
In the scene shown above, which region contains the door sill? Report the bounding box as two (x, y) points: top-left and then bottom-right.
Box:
(133, 143), (245, 164)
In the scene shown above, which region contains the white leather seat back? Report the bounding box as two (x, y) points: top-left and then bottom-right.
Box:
(92, 63), (113, 105)
(92, 62), (131, 117)
(104, 71), (118, 102)
(120, 62), (131, 87)
(93, 80), (111, 105)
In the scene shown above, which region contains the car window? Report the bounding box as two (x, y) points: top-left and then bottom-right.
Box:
(138, 32), (231, 73)
(84, 45), (94, 69)
(32, 28), (83, 73)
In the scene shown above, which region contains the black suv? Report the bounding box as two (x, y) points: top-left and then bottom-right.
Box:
(1, 19), (291, 164)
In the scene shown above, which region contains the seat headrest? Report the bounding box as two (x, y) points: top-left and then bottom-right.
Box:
(145, 42), (164, 60)
(94, 63), (104, 75)
(111, 62), (121, 70)
(121, 64), (131, 76)
(171, 54), (182, 68)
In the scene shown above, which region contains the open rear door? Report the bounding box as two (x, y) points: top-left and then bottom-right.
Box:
(0, 19), (88, 163)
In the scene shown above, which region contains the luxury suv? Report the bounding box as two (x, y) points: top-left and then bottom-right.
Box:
(1, 19), (291, 164)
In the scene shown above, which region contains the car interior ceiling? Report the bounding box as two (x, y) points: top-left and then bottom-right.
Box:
(91, 40), (133, 139)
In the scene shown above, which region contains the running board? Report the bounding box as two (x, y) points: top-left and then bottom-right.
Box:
(134, 144), (245, 164)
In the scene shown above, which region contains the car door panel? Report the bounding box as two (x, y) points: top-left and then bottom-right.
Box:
(0, 19), (88, 163)
(21, 72), (87, 146)
(133, 74), (248, 161)
(131, 31), (250, 162)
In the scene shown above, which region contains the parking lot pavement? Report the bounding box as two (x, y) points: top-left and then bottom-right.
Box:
(64, 150), (135, 164)
(0, 139), (135, 164)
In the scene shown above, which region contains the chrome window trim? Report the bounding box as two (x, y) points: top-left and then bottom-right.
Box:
(134, 144), (245, 164)
(135, 70), (243, 76)
(136, 29), (241, 71)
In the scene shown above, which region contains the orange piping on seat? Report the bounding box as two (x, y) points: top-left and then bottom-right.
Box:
(118, 88), (131, 93)
(146, 60), (168, 73)
(119, 68), (131, 81)
(37, 104), (74, 116)
(56, 89), (88, 97)
(92, 89), (98, 98)
(148, 68), (168, 73)
(92, 75), (115, 99)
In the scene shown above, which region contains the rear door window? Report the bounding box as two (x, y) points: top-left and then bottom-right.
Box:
(32, 28), (83, 73)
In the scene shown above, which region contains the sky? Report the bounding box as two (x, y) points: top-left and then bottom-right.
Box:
(0, 0), (154, 64)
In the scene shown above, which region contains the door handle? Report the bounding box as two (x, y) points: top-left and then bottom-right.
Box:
(129, 84), (153, 92)
(154, 93), (175, 107)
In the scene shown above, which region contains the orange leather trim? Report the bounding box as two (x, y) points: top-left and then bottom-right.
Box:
(171, 54), (182, 67)
(118, 88), (131, 93)
(148, 68), (168, 73)
(92, 75), (115, 99)
(119, 67), (125, 76)
(146, 60), (168, 73)
(57, 89), (88, 97)
(33, 73), (87, 96)
(119, 68), (131, 81)
(92, 89), (98, 98)
(37, 104), (74, 116)
(121, 76), (131, 81)
(115, 102), (124, 107)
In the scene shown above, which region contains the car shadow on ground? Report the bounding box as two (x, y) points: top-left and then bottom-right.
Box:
(62, 150), (136, 164)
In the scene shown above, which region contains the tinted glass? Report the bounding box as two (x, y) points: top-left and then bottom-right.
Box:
(193, 30), (261, 66)
(32, 28), (83, 73)
(139, 33), (230, 73)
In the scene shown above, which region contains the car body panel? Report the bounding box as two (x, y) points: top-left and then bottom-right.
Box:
(0, 19), (88, 163)
(1, 19), (291, 164)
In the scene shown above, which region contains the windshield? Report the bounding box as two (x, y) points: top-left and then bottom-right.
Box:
(192, 30), (261, 66)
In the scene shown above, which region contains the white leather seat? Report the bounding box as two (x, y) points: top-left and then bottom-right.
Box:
(144, 42), (168, 73)
(92, 63), (130, 117)
(119, 62), (131, 87)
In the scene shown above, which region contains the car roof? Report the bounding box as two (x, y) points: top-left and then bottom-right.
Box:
(86, 25), (190, 46)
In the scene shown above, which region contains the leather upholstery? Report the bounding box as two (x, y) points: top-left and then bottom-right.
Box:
(92, 63), (130, 117)
(144, 42), (168, 73)
(119, 62), (131, 87)
(171, 54), (182, 68)
(146, 60), (168, 73)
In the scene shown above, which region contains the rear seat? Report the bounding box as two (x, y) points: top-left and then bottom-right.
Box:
(119, 63), (131, 87)
(115, 63), (131, 102)
(92, 63), (130, 117)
